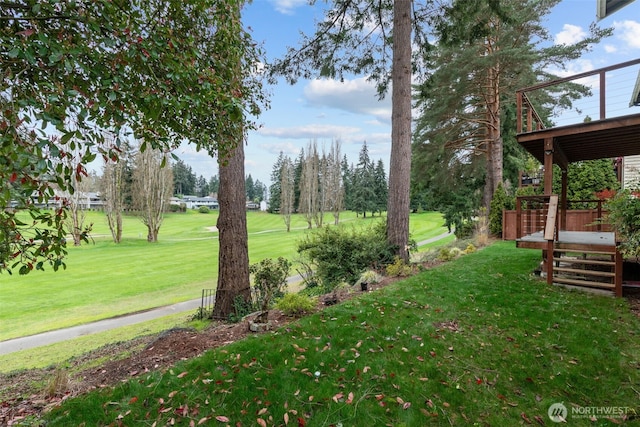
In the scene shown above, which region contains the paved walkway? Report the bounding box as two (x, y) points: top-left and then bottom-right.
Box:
(0, 231), (453, 356)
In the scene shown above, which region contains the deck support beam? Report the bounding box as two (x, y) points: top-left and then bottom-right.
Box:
(543, 138), (554, 195)
(561, 170), (568, 230)
(615, 248), (623, 297)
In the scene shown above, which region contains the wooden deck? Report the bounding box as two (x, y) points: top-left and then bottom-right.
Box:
(517, 231), (615, 250)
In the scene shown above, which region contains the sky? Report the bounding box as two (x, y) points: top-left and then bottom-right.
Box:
(172, 0), (640, 189)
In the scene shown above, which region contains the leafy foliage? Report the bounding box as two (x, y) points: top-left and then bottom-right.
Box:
(0, 0), (265, 273)
(249, 257), (291, 323)
(489, 183), (514, 236)
(296, 221), (395, 289)
(275, 293), (316, 317)
(551, 160), (619, 206)
(604, 190), (640, 258)
(384, 257), (413, 278)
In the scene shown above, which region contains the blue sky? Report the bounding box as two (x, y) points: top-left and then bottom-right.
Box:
(175, 0), (640, 188)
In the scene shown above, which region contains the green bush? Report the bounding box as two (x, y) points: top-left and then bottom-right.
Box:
(169, 203), (186, 213)
(437, 247), (462, 262)
(275, 293), (316, 317)
(249, 257), (291, 323)
(198, 206), (210, 214)
(605, 190), (640, 258)
(454, 220), (475, 239)
(296, 220), (395, 290)
(489, 183), (513, 236)
(385, 257), (412, 277)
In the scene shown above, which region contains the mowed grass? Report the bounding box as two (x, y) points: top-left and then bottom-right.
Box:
(0, 210), (447, 342)
(45, 242), (640, 426)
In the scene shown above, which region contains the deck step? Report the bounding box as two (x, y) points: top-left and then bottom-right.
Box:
(553, 277), (615, 290)
(552, 257), (615, 266)
(553, 248), (616, 255)
(554, 267), (615, 277)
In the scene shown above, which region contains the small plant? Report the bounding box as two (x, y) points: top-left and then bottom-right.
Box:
(275, 293), (316, 317)
(46, 368), (69, 398)
(463, 243), (477, 254)
(437, 247), (462, 262)
(249, 257), (291, 324)
(198, 206), (210, 214)
(228, 295), (256, 323)
(385, 256), (413, 277)
(358, 269), (382, 284)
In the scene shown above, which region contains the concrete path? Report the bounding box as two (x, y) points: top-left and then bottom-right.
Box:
(0, 231), (453, 356)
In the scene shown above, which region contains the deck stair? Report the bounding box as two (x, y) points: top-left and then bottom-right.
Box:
(550, 246), (617, 293)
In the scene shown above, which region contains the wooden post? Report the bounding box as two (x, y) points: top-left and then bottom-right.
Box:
(615, 248), (623, 297)
(516, 91), (523, 134)
(561, 170), (568, 231)
(546, 239), (554, 285)
(516, 197), (522, 239)
(543, 138), (554, 195)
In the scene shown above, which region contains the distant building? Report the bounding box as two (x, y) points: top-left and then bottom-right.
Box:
(173, 195), (219, 210)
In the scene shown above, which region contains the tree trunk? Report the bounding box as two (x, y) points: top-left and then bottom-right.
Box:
(485, 63), (503, 212)
(386, 0), (412, 262)
(213, 140), (251, 319)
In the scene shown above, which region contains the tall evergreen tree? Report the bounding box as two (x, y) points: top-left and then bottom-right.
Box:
(351, 141), (377, 217)
(270, 0), (436, 261)
(341, 155), (354, 211)
(196, 175), (209, 197)
(173, 159), (196, 196)
(268, 151), (286, 213)
(373, 159), (388, 215)
(414, 0), (611, 212)
(208, 174), (220, 196)
(245, 174), (255, 201)
(293, 149), (305, 213)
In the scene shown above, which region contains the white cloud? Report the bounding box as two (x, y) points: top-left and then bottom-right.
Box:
(615, 20), (640, 49)
(604, 44), (618, 53)
(255, 141), (301, 156)
(303, 77), (392, 123)
(555, 24), (587, 45)
(268, 0), (306, 15)
(258, 123), (361, 139)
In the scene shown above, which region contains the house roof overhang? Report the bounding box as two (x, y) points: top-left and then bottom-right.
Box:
(516, 113), (640, 169)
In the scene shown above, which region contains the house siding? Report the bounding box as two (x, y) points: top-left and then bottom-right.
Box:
(623, 155), (640, 189)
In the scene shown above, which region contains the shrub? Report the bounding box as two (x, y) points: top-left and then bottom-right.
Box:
(296, 221), (394, 290)
(489, 183), (513, 236)
(463, 243), (476, 254)
(454, 220), (475, 239)
(358, 269), (382, 284)
(198, 206), (210, 214)
(228, 295), (256, 323)
(437, 247), (462, 262)
(169, 203), (186, 213)
(249, 257), (291, 323)
(276, 293), (316, 317)
(604, 190), (640, 258)
(385, 257), (413, 277)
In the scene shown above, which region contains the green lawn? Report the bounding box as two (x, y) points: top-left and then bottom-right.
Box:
(0, 210), (447, 342)
(44, 241), (640, 426)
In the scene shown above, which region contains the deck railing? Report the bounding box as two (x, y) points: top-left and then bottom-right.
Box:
(515, 196), (608, 239)
(516, 58), (640, 133)
(515, 195), (558, 239)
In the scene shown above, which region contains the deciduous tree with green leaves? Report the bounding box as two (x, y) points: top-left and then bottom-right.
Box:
(1, 0), (265, 298)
